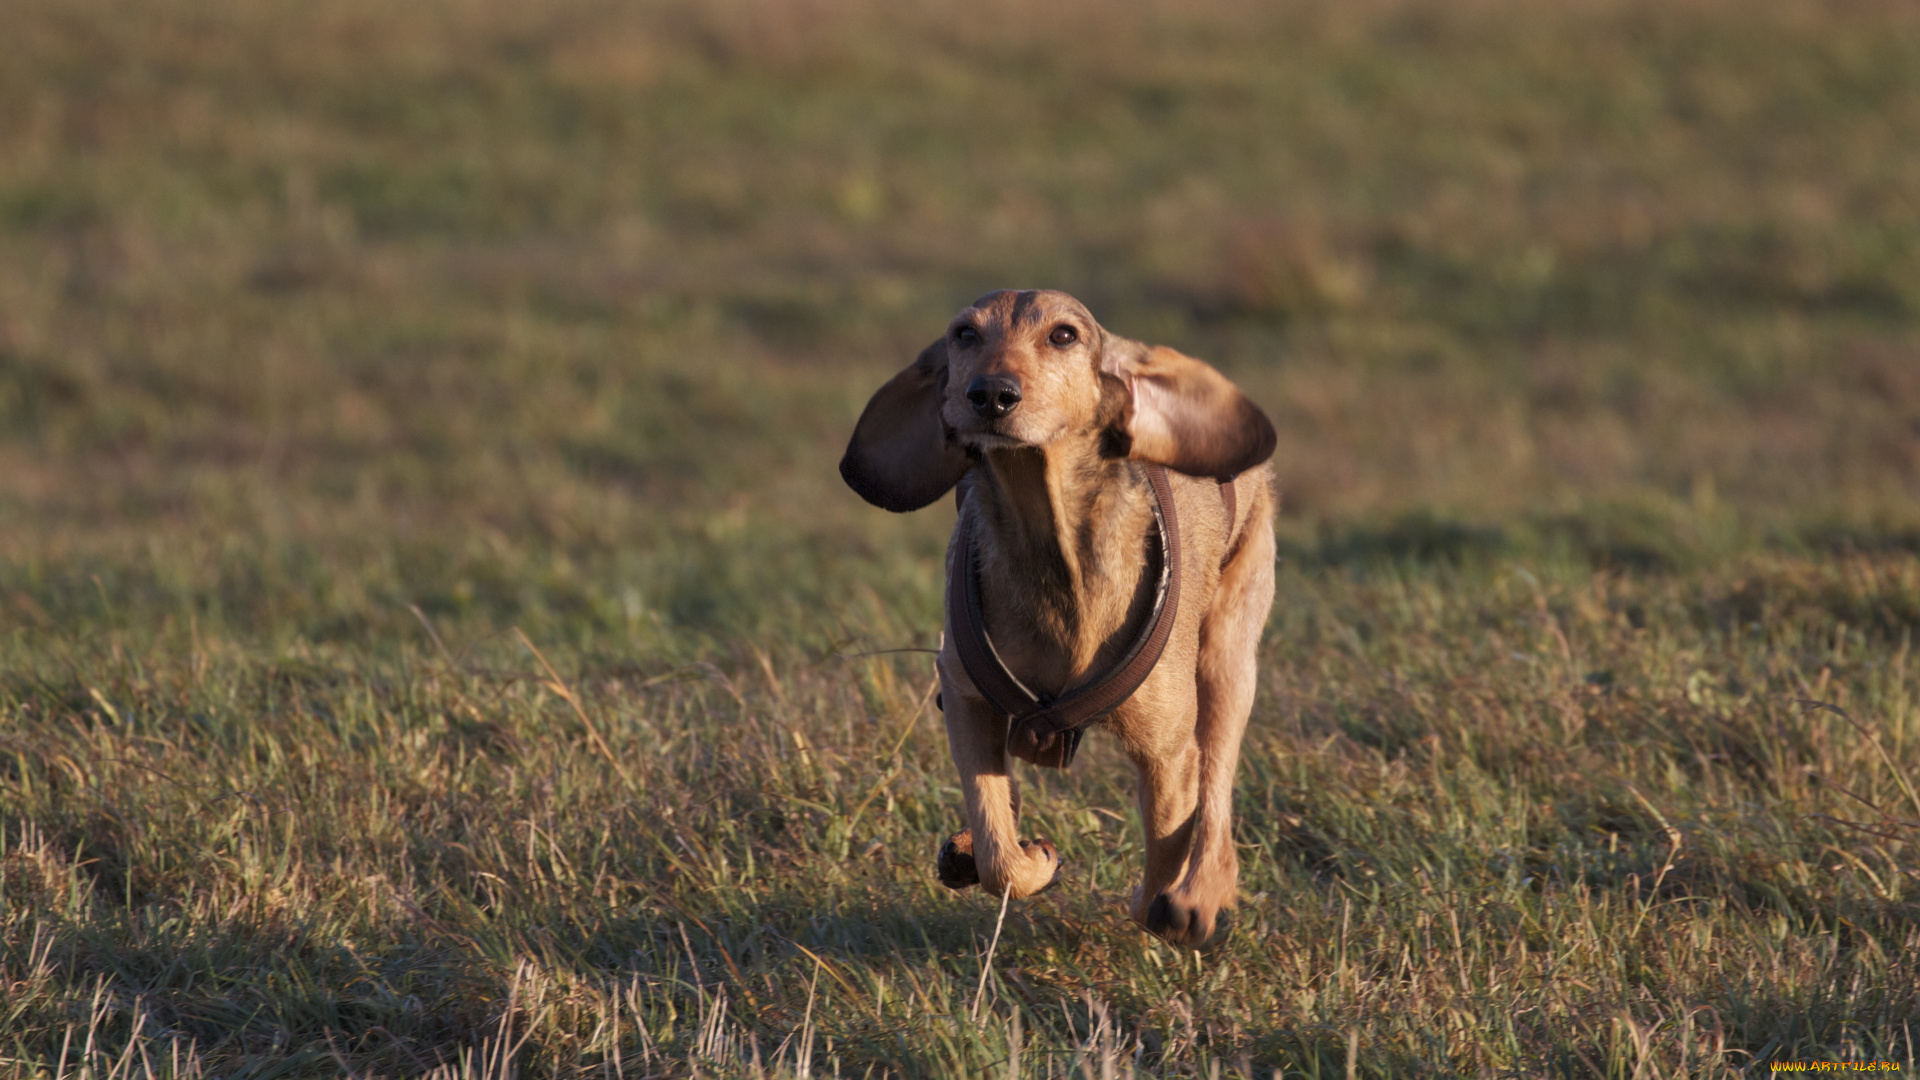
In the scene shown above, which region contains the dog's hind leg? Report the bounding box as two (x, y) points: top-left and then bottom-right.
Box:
(936, 656), (1062, 898)
(1143, 513), (1276, 949)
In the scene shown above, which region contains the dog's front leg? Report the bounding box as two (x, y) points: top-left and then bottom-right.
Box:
(1126, 717), (1201, 932)
(1141, 516), (1276, 949)
(935, 656), (1061, 898)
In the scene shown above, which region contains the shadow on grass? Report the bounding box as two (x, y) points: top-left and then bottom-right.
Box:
(1281, 510), (1684, 573)
(1281, 511), (1510, 568)
(13, 880), (1076, 1075)
(1799, 522), (1920, 556)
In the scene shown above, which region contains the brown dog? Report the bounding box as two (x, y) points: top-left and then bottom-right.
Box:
(840, 289), (1275, 949)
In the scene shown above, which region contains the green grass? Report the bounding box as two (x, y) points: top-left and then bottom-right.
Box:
(2, 0), (1918, 1074)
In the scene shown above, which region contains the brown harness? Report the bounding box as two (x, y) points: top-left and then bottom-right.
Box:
(948, 465), (1238, 769)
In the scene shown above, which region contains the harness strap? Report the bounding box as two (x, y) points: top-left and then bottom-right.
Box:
(1218, 476), (1237, 569)
(948, 468), (1244, 769)
(949, 464), (1182, 769)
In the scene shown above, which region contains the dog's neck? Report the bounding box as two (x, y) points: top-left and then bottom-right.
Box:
(962, 441), (1160, 690)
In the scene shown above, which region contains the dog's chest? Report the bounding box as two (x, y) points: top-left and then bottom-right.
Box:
(973, 537), (1159, 700)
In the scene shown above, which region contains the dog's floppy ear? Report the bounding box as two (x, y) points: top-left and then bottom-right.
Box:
(840, 340), (971, 512)
(1099, 338), (1276, 481)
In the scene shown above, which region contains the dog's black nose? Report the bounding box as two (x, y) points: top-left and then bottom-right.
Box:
(966, 375), (1022, 419)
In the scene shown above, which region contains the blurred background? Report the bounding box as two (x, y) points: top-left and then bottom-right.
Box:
(4, 0), (1916, 652)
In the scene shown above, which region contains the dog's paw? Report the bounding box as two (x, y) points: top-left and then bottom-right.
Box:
(937, 829), (1063, 896)
(936, 828), (980, 890)
(1017, 837), (1063, 895)
(1143, 892), (1234, 951)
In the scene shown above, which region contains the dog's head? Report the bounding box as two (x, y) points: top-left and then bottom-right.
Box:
(840, 289), (1275, 512)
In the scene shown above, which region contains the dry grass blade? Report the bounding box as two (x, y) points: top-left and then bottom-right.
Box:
(514, 626), (640, 795)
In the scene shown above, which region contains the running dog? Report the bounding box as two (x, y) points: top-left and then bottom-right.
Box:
(840, 289), (1275, 948)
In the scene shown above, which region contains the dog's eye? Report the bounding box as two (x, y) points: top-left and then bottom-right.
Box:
(955, 325), (980, 345)
(1049, 325), (1078, 347)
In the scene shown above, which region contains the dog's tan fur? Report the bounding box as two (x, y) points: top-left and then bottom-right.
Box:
(842, 289), (1275, 949)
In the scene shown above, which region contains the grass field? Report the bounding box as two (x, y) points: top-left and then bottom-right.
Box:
(3, 0), (1919, 1074)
